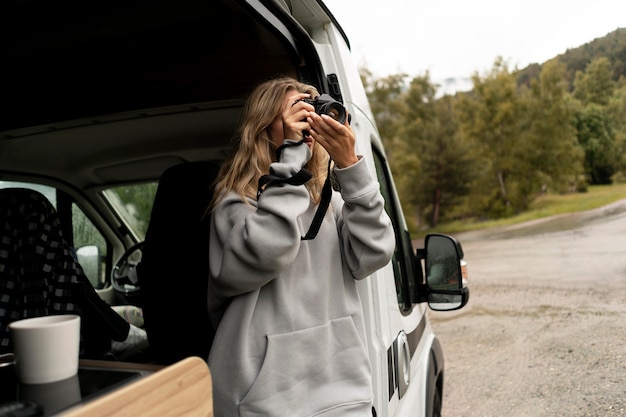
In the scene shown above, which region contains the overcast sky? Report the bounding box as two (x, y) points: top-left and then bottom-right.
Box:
(324, 0), (626, 91)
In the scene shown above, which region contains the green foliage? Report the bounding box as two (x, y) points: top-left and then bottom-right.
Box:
(108, 182), (158, 239)
(519, 60), (584, 194)
(606, 84), (626, 178)
(569, 56), (623, 185)
(574, 103), (617, 184)
(550, 28), (626, 89)
(361, 68), (421, 227)
(360, 68), (408, 149)
(402, 77), (476, 227)
(573, 57), (615, 105)
(457, 58), (523, 215)
(363, 28), (626, 230)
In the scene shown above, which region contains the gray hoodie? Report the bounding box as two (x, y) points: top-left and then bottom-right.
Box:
(208, 142), (395, 416)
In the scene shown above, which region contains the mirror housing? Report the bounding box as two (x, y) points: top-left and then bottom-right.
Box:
(75, 245), (102, 288)
(416, 233), (469, 311)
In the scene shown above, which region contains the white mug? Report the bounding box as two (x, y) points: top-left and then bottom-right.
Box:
(9, 315), (81, 384)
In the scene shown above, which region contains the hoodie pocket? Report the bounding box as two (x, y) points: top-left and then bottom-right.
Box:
(238, 316), (372, 416)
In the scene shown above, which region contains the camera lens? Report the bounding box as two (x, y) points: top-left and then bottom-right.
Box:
(320, 102), (346, 124)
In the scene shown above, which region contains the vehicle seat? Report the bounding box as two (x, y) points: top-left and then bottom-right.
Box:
(137, 161), (220, 365)
(0, 188), (130, 357)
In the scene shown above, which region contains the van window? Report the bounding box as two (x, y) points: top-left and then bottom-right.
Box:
(372, 147), (416, 313)
(102, 183), (157, 241)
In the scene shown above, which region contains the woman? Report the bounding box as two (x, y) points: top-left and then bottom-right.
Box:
(207, 77), (395, 416)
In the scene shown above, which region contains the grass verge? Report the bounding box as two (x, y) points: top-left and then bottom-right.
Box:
(420, 183), (626, 236)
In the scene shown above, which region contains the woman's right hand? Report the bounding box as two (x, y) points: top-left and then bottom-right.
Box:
(282, 93), (314, 141)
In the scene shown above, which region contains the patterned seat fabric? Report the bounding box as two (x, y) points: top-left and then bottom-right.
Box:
(0, 188), (129, 357)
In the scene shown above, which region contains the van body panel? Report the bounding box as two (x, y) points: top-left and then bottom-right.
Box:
(271, 2), (449, 416)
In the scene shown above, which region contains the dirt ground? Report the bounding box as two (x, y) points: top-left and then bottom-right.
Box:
(427, 199), (626, 417)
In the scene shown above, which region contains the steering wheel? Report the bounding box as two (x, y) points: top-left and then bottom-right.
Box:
(111, 241), (144, 295)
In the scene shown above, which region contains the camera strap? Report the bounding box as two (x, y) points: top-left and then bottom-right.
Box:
(257, 140), (313, 200)
(301, 166), (332, 240)
(256, 169), (312, 200)
(257, 142), (332, 240)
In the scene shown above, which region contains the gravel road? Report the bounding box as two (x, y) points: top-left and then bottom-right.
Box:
(427, 199), (626, 417)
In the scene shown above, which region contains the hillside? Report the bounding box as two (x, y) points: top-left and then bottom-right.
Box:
(516, 27), (626, 89)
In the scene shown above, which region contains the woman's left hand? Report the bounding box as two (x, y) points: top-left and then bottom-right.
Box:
(307, 112), (359, 168)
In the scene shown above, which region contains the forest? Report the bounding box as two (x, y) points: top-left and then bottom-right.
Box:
(361, 28), (626, 232)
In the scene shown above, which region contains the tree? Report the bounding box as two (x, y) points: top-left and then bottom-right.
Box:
(518, 60), (584, 198)
(401, 76), (475, 227)
(360, 68), (407, 148)
(573, 57), (615, 105)
(572, 57), (620, 184)
(457, 58), (522, 217)
(606, 84), (626, 179)
(574, 103), (617, 184)
(361, 69), (422, 227)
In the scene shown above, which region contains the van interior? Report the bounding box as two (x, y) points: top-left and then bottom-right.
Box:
(1, 0), (346, 363)
(1, 0), (338, 188)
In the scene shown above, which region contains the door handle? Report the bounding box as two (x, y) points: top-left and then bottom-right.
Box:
(394, 330), (411, 398)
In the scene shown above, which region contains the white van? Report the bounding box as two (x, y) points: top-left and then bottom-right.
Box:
(0, 1), (468, 416)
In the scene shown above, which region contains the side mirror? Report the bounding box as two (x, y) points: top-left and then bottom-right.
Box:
(424, 234), (469, 311)
(75, 245), (102, 288)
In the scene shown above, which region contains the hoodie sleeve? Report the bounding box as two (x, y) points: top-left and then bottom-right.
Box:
(208, 141), (311, 310)
(332, 157), (395, 279)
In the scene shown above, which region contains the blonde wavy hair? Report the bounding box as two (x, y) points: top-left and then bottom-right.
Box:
(210, 77), (329, 210)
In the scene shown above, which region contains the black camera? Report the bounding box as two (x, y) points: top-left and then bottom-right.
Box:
(301, 94), (350, 125)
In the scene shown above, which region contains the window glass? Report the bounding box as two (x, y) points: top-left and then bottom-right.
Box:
(372, 147), (414, 312)
(0, 181), (56, 204)
(102, 183), (157, 240)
